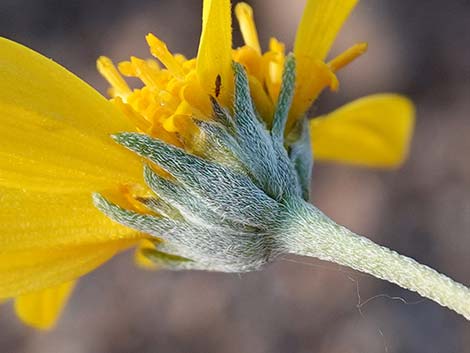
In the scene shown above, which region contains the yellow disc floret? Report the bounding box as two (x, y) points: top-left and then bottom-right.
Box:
(97, 2), (367, 147)
(98, 34), (210, 152)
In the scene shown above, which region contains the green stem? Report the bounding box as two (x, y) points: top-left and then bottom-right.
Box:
(280, 199), (470, 320)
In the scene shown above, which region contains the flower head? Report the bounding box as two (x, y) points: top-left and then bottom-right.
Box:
(0, 0), (414, 329)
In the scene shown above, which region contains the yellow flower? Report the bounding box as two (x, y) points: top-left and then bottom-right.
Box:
(0, 0), (414, 329)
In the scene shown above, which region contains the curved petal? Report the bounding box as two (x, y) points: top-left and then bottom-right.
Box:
(196, 0), (234, 106)
(310, 94), (415, 168)
(294, 0), (358, 62)
(0, 37), (143, 192)
(0, 186), (141, 298)
(0, 241), (133, 299)
(14, 281), (76, 330)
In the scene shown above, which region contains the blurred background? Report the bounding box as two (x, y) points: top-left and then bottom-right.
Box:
(1, 0), (470, 352)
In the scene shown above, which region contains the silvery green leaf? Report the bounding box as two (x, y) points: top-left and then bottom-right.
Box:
(289, 119), (313, 201)
(136, 196), (183, 220)
(231, 62), (281, 196)
(93, 193), (272, 272)
(270, 137), (303, 199)
(113, 133), (280, 229)
(271, 54), (296, 142)
(193, 120), (246, 172)
(143, 164), (252, 231)
(93, 193), (178, 236)
(209, 95), (236, 132)
(142, 247), (222, 271)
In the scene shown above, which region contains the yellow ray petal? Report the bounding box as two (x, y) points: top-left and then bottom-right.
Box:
(196, 0), (234, 106)
(0, 37), (142, 192)
(294, 0), (358, 62)
(15, 281), (76, 330)
(0, 187), (142, 252)
(0, 240), (133, 299)
(290, 0), (358, 122)
(310, 94), (415, 168)
(0, 186), (142, 298)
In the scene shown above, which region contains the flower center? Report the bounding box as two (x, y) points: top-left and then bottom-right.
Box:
(97, 3), (367, 152)
(97, 34), (209, 153)
(97, 35), (290, 152)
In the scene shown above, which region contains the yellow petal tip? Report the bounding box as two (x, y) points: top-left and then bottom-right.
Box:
(14, 281), (76, 330)
(310, 94), (416, 168)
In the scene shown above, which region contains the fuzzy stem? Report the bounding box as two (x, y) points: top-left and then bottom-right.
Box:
(280, 199), (470, 320)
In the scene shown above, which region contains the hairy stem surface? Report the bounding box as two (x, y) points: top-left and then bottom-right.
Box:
(280, 199), (470, 320)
